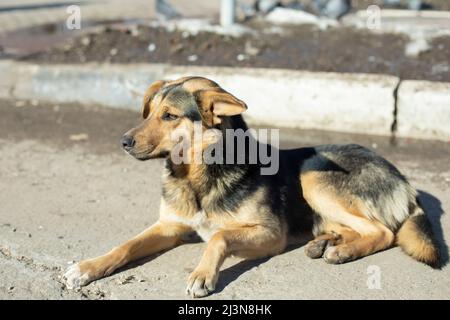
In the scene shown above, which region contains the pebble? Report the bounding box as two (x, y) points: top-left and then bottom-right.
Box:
(148, 43), (156, 52)
(187, 54), (198, 62)
(118, 275), (135, 285)
(236, 54), (247, 61)
(69, 133), (89, 141)
(110, 48), (118, 56)
(81, 36), (91, 46)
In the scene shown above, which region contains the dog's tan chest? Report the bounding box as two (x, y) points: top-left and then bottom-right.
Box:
(162, 210), (220, 241)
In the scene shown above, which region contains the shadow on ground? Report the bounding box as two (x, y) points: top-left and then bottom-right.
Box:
(418, 190), (448, 267)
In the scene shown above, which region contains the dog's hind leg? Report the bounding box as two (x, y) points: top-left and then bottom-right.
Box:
(304, 197), (394, 264)
(63, 221), (193, 290)
(305, 224), (360, 259)
(186, 225), (286, 298)
(323, 221), (394, 264)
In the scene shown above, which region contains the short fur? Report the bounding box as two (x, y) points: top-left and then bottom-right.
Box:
(63, 77), (440, 298)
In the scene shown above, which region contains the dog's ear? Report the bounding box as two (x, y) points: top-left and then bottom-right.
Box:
(142, 80), (166, 119)
(197, 89), (247, 126)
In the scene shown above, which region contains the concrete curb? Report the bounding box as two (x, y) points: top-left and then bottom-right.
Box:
(0, 60), (448, 141)
(397, 80), (450, 141)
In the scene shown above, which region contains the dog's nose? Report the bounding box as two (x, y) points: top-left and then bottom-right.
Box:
(121, 135), (135, 149)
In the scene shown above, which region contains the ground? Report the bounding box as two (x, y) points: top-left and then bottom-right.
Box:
(20, 23), (450, 82)
(0, 98), (449, 300)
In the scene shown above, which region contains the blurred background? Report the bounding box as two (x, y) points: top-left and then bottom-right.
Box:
(0, 0), (449, 81)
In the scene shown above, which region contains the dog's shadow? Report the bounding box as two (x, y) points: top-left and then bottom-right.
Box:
(213, 190), (449, 292)
(213, 243), (305, 294)
(418, 190), (448, 267)
(112, 190), (447, 292)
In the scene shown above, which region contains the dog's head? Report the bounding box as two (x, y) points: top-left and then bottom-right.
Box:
(121, 76), (247, 160)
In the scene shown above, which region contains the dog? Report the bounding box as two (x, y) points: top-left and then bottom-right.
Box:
(63, 76), (440, 298)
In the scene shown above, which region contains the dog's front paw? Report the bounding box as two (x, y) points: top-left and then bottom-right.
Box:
(62, 263), (91, 290)
(62, 261), (101, 290)
(186, 268), (218, 298)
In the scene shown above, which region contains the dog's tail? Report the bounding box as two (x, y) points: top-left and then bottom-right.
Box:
(396, 198), (440, 268)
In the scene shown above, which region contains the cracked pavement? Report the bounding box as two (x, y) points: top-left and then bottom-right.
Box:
(0, 98), (449, 299)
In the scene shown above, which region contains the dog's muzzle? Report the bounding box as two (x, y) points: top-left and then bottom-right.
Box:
(121, 135), (135, 151)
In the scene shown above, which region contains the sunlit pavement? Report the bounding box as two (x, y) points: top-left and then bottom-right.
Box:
(0, 99), (449, 299)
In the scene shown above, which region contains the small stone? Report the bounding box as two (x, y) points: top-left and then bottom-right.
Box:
(148, 43), (156, 52)
(27, 233), (32, 238)
(8, 286), (14, 291)
(110, 48), (118, 56)
(81, 36), (91, 46)
(118, 275), (135, 285)
(12, 228), (17, 232)
(30, 100), (39, 107)
(70, 133), (89, 141)
(187, 54), (198, 62)
(236, 54), (247, 61)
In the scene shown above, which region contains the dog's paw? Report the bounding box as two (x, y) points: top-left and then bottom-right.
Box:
(323, 246), (353, 264)
(305, 239), (329, 259)
(186, 268), (218, 298)
(62, 263), (93, 290)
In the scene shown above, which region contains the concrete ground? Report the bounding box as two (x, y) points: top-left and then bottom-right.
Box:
(0, 98), (449, 300)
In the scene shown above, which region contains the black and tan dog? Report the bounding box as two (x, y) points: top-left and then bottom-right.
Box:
(63, 77), (440, 298)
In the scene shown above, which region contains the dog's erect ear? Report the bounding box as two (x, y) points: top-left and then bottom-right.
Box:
(142, 80), (166, 119)
(197, 89), (247, 126)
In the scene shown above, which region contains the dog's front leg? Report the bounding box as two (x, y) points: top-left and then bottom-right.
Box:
(63, 221), (192, 290)
(186, 226), (286, 298)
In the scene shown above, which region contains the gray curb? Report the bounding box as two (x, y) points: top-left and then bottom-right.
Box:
(0, 60), (448, 141)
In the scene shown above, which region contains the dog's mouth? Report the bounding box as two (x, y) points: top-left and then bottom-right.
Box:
(124, 146), (169, 161)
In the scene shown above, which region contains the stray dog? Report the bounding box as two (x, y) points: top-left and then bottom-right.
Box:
(63, 77), (440, 298)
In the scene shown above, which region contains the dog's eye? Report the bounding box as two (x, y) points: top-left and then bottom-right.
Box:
(162, 112), (179, 121)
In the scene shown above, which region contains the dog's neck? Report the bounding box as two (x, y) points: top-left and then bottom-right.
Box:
(164, 115), (255, 197)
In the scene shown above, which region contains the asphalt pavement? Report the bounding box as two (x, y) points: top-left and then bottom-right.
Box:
(0, 98), (449, 299)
